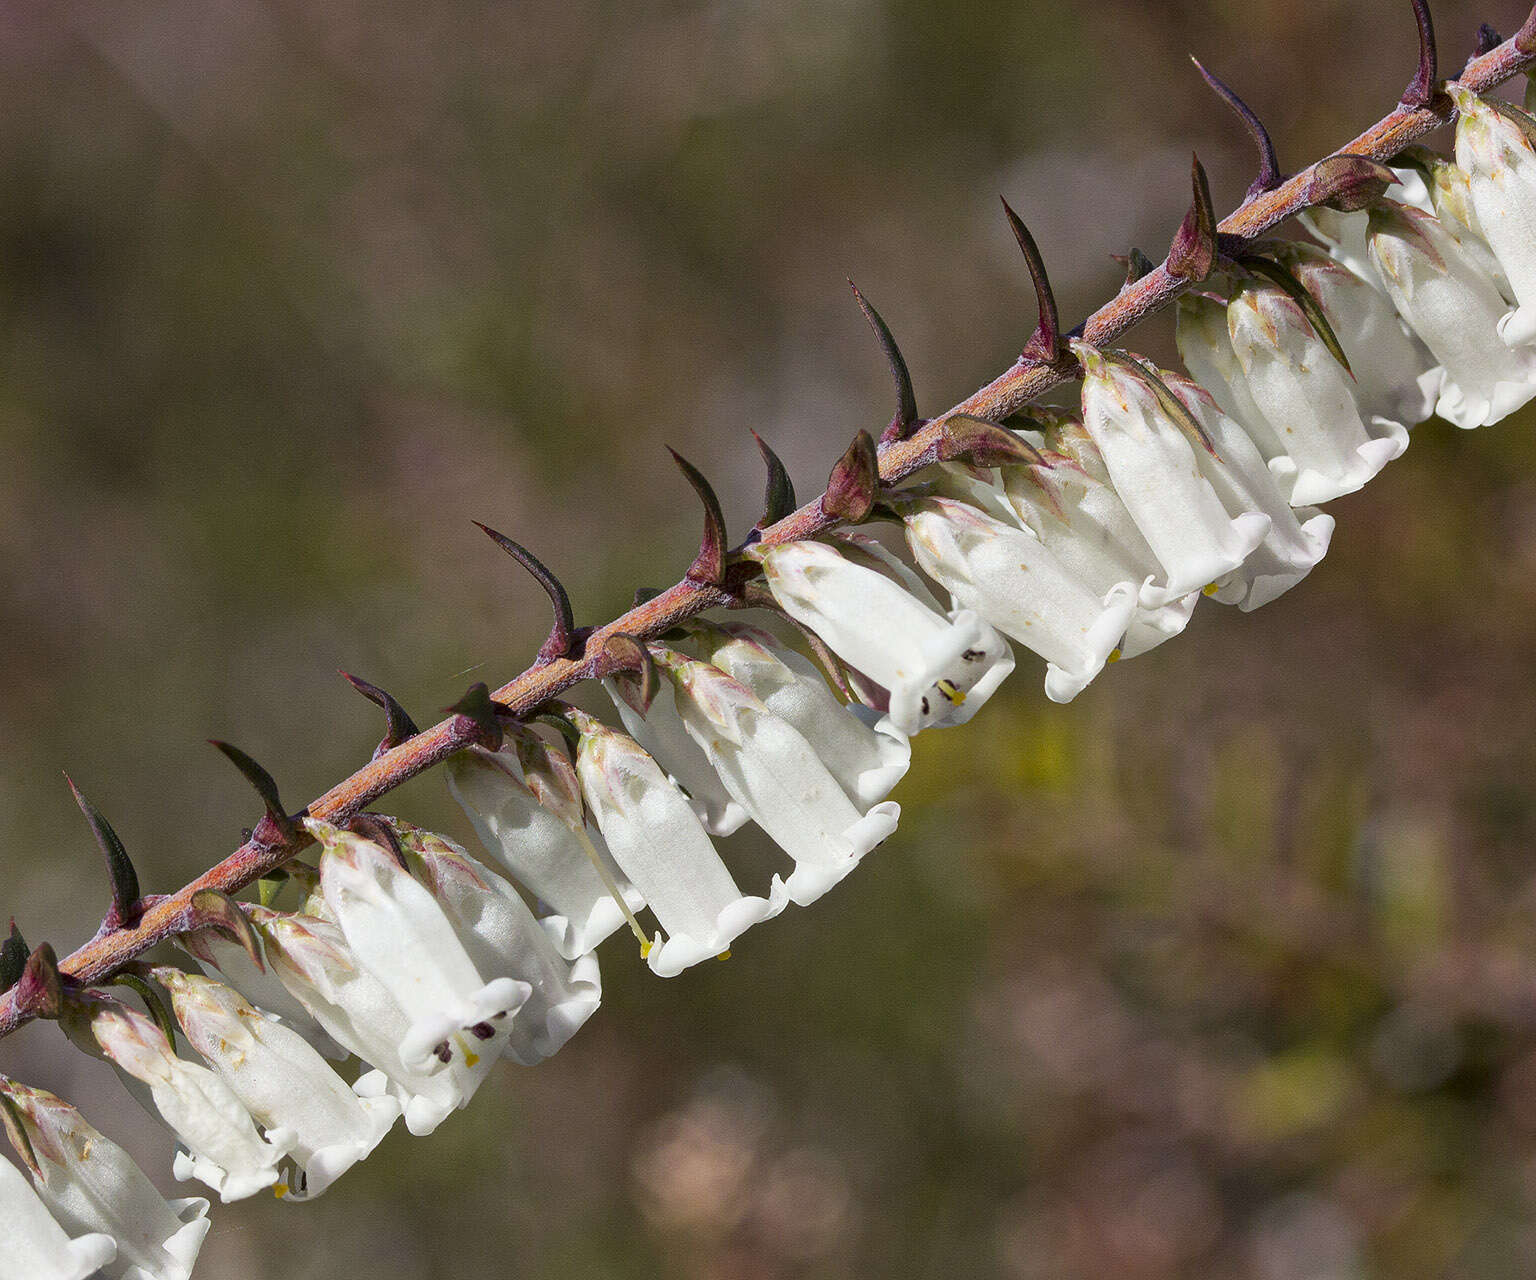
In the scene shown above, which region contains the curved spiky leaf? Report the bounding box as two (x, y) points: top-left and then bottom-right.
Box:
(1000, 197), (1063, 364)
(1520, 8), (1536, 54)
(848, 281), (919, 442)
(602, 633), (658, 715)
(1190, 56), (1282, 196)
(473, 523), (577, 664)
(821, 429), (880, 524)
(209, 741), (291, 842)
(751, 431), (798, 529)
(105, 970), (180, 1047)
(1112, 248), (1157, 287)
(937, 415), (1045, 468)
(1402, 0), (1439, 107)
(346, 813), (410, 870)
(1473, 23), (1503, 57)
(444, 682), (507, 749)
(15, 944), (63, 1020)
(0, 921), (28, 994)
(183, 889), (264, 968)
(1305, 154), (1397, 212)
(1168, 153), (1218, 281)
(340, 671), (421, 758)
(64, 775), (140, 931)
(1238, 253), (1355, 376)
(667, 448), (728, 586)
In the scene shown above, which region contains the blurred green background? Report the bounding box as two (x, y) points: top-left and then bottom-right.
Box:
(5, 1), (1536, 1276)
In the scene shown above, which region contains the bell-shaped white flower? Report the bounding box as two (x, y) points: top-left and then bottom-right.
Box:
(1411, 145), (1514, 300)
(387, 819), (602, 1066)
(177, 920), (345, 1061)
(605, 668), (748, 836)
(651, 648), (901, 905)
(1225, 281), (1409, 502)
(894, 493), (1135, 703)
(1158, 368), (1335, 610)
(1369, 198), (1536, 427)
(1175, 292), (1288, 458)
(0, 1154), (116, 1280)
(1074, 341), (1270, 599)
(310, 818), (531, 1070)
(447, 735), (643, 960)
(693, 622), (911, 809)
(745, 537), (1014, 735)
(1451, 84), (1536, 345)
(154, 968), (398, 1202)
(1296, 167), (1432, 286)
(999, 420), (1198, 658)
(63, 996), (288, 1203)
(0, 1079), (209, 1280)
(572, 710), (789, 977)
(1271, 241), (1438, 431)
(250, 906), (488, 1137)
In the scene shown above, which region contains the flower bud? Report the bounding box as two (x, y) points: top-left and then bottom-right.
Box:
(745, 538), (1014, 735)
(573, 715), (788, 976)
(0, 1079), (209, 1280)
(1225, 281), (1408, 502)
(1368, 199), (1536, 427)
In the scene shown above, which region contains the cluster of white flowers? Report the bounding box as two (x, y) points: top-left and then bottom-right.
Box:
(4, 82), (1535, 1280)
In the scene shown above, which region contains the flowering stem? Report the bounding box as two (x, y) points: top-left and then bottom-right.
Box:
(1, 29), (1532, 1043)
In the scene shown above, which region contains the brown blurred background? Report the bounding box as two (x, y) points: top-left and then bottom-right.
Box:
(4, 1), (1536, 1276)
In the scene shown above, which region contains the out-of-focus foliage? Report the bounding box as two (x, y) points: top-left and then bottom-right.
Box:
(3, 1), (1536, 1276)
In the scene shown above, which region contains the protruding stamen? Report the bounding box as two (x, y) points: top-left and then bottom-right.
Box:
(1190, 56), (1282, 197)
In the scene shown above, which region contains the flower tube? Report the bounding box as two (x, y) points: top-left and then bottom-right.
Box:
(745, 538), (1014, 735)
(1450, 84), (1536, 345)
(571, 709), (788, 977)
(1225, 281), (1409, 503)
(692, 622), (911, 810)
(893, 493), (1135, 703)
(154, 968), (398, 1202)
(652, 648), (900, 905)
(1174, 291), (1287, 458)
(61, 996), (287, 1203)
(0, 1152), (116, 1280)
(1368, 199), (1536, 427)
(250, 906), (489, 1137)
(1074, 341), (1270, 598)
(387, 819), (602, 1066)
(447, 734), (643, 960)
(0, 1079), (209, 1280)
(310, 818), (531, 1071)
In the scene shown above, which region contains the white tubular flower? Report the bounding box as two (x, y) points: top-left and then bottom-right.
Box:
(745, 538), (1014, 736)
(1074, 341), (1270, 600)
(1414, 145), (1513, 300)
(1175, 292), (1288, 457)
(250, 907), (486, 1137)
(154, 968), (398, 1202)
(1272, 241), (1438, 430)
(605, 668), (748, 836)
(64, 996), (287, 1202)
(1225, 282), (1409, 503)
(1451, 84), (1536, 345)
(573, 712), (789, 977)
(1368, 199), (1536, 428)
(311, 818), (531, 1070)
(388, 819), (602, 1066)
(447, 736), (642, 960)
(896, 494), (1135, 703)
(694, 622), (911, 809)
(1296, 167), (1431, 284)
(177, 920), (345, 1061)
(1000, 420), (1197, 659)
(0, 1154), (116, 1280)
(1159, 369), (1335, 611)
(652, 648), (901, 906)
(0, 1080), (209, 1280)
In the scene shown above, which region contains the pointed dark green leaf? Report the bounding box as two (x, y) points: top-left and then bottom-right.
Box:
(1239, 254), (1355, 377)
(65, 776), (140, 931)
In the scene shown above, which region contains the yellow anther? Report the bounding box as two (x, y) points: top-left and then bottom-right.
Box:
(273, 1183), (289, 1199)
(1202, 582), (1219, 596)
(935, 679), (967, 706)
(464, 1050), (480, 1068)
(716, 950), (732, 962)
(1107, 648), (1122, 664)
(639, 936), (654, 960)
